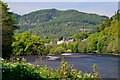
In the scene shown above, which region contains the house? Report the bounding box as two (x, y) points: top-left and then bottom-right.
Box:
(57, 40), (64, 45)
(57, 39), (75, 45)
(65, 39), (75, 44)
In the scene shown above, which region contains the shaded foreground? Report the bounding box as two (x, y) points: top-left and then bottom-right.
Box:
(1, 58), (99, 80)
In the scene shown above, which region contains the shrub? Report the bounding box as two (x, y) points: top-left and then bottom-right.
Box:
(65, 49), (72, 53)
(1, 59), (101, 80)
(54, 46), (65, 54)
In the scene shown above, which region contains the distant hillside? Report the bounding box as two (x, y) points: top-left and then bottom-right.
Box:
(14, 9), (108, 39)
(78, 11), (120, 54)
(12, 13), (21, 21)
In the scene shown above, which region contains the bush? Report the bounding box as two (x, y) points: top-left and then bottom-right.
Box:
(49, 46), (65, 55)
(54, 46), (65, 54)
(65, 49), (72, 53)
(43, 45), (52, 55)
(1, 59), (101, 80)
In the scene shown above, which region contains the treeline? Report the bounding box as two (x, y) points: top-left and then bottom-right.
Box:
(11, 31), (91, 56)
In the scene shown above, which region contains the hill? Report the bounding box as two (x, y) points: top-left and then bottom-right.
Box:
(78, 11), (120, 54)
(12, 13), (21, 21)
(14, 9), (108, 39)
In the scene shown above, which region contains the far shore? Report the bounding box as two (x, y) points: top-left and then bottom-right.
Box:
(61, 52), (120, 57)
(10, 52), (120, 58)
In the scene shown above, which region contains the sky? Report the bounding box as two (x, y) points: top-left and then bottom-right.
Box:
(3, 0), (120, 2)
(6, 2), (118, 17)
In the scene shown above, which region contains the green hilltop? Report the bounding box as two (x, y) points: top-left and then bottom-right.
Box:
(13, 9), (108, 39)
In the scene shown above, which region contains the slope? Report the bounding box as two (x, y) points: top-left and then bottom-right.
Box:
(79, 11), (120, 54)
(15, 9), (108, 39)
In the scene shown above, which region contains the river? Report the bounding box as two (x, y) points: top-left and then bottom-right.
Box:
(11, 53), (119, 78)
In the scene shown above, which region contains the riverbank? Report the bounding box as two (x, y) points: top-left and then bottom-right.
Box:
(49, 52), (120, 57)
(10, 52), (119, 61)
(77, 53), (120, 57)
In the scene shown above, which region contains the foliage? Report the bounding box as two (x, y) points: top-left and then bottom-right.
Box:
(12, 11), (120, 55)
(0, 1), (17, 59)
(1, 59), (101, 80)
(54, 46), (65, 54)
(92, 64), (99, 79)
(49, 46), (65, 55)
(43, 45), (52, 55)
(65, 49), (72, 53)
(71, 32), (91, 41)
(14, 9), (107, 39)
(97, 18), (111, 32)
(78, 11), (120, 54)
(43, 36), (51, 43)
(12, 32), (44, 56)
(78, 41), (87, 53)
(47, 41), (79, 54)
(12, 13), (21, 21)
(68, 42), (78, 53)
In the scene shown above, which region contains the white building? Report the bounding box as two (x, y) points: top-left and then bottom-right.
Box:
(57, 40), (64, 45)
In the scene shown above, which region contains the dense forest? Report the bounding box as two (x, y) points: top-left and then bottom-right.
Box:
(13, 9), (108, 39)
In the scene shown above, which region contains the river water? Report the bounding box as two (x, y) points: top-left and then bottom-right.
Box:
(12, 53), (119, 78)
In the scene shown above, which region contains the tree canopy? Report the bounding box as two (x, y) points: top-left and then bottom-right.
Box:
(0, 1), (17, 59)
(12, 32), (44, 56)
(77, 11), (120, 54)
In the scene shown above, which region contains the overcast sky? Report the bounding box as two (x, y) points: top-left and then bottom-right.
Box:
(6, 2), (118, 17)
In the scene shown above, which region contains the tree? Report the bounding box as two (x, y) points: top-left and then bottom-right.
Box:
(43, 45), (52, 55)
(0, 1), (17, 59)
(12, 32), (44, 56)
(71, 42), (78, 53)
(54, 46), (65, 54)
